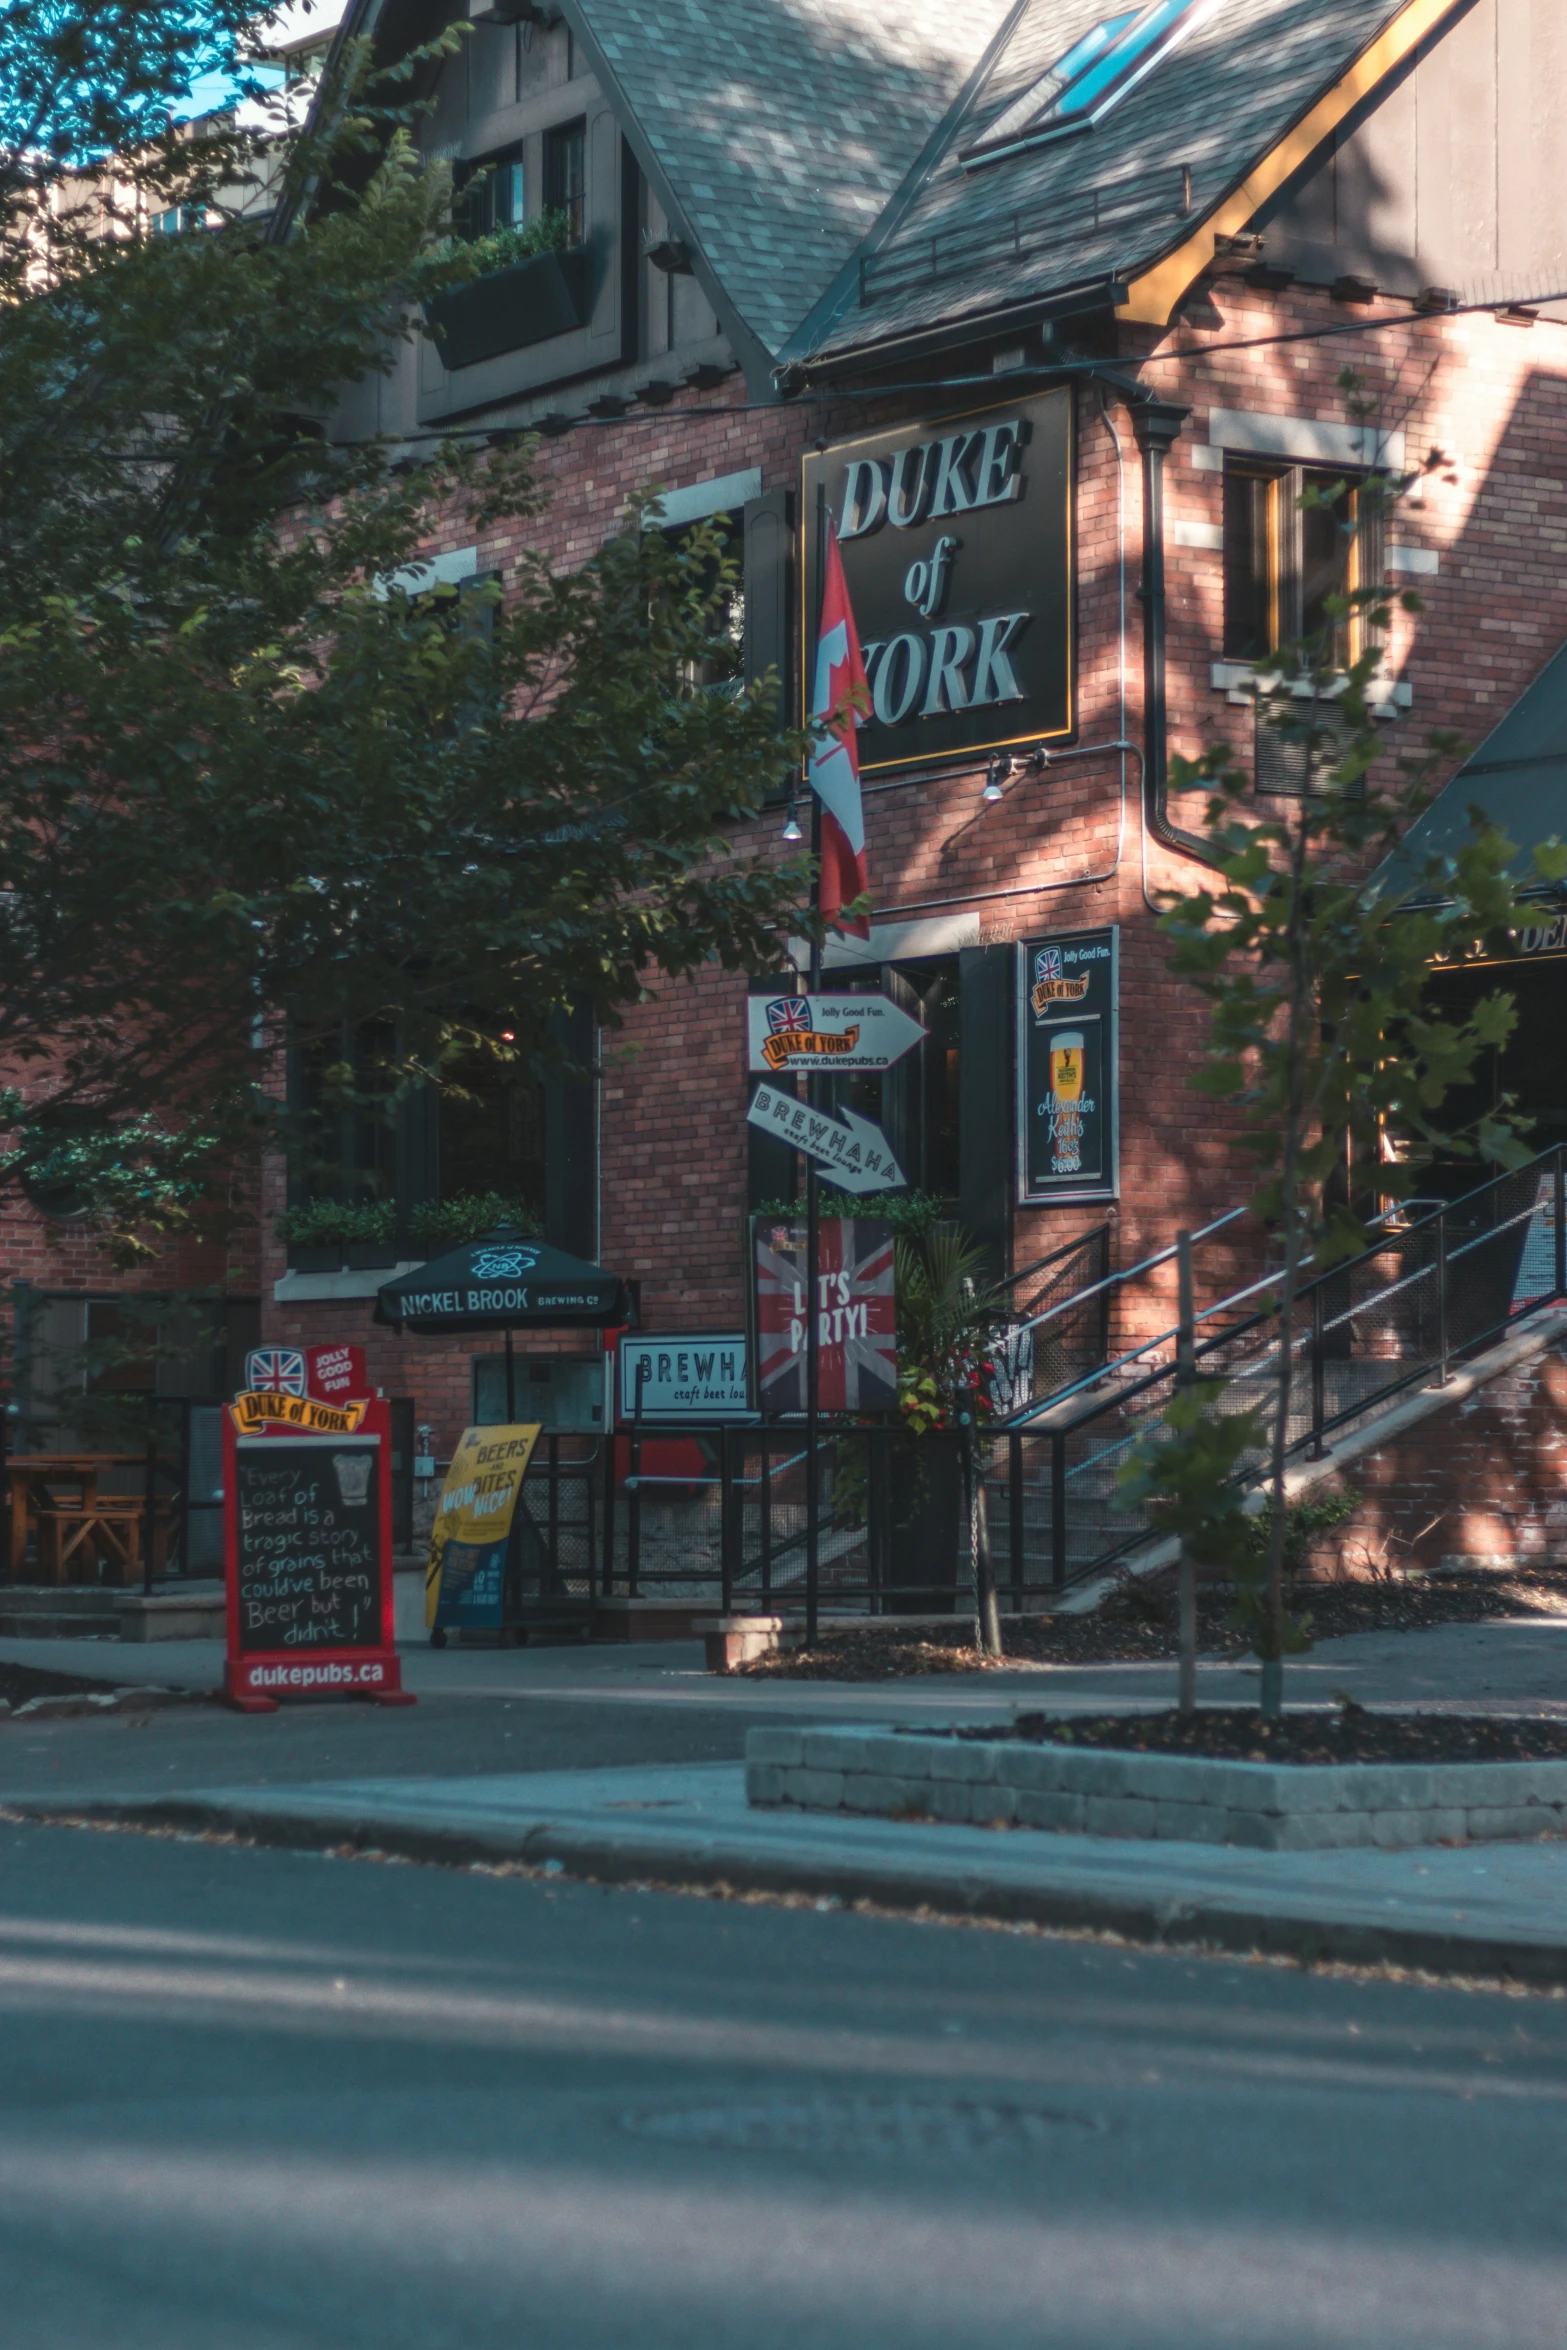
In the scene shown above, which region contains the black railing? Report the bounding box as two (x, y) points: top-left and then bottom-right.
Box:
(452, 1150), (1567, 1630)
(985, 1145), (1567, 1593)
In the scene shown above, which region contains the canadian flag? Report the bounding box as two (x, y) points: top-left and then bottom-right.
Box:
(807, 525), (871, 937)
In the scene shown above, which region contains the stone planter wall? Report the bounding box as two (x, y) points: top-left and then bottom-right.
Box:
(745, 1724), (1567, 1851)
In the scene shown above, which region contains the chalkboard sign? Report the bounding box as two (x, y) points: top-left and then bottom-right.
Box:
(234, 1437), (382, 1653)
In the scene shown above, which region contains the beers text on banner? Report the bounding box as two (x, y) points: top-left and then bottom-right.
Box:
(746, 1083), (907, 1193)
(425, 1423), (541, 1633)
(807, 523), (872, 937)
(753, 1216), (897, 1412)
(746, 990), (925, 1076)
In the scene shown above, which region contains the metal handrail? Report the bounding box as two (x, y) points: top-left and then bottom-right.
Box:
(993, 1223), (1111, 1299)
(1006, 1205), (1248, 1346)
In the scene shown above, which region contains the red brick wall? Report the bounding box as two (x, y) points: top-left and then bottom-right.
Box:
(1311, 1339), (1567, 1574)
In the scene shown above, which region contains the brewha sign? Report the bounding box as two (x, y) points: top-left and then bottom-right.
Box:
(802, 388), (1073, 773)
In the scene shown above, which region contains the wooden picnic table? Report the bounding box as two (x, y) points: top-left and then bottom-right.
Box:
(4, 1455), (162, 1584)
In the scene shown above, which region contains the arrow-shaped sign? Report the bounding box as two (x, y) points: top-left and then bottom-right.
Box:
(747, 990), (925, 1076)
(746, 1083), (907, 1195)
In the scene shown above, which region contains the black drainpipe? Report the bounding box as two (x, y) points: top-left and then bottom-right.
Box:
(1132, 398), (1223, 869)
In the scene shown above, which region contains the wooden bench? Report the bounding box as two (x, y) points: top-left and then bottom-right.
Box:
(33, 1503), (171, 1586)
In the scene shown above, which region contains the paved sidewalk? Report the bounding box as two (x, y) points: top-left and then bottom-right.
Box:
(20, 1754), (1567, 1986)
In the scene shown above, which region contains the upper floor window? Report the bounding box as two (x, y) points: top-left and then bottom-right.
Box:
(962, 0), (1221, 162)
(1223, 463), (1383, 671)
(455, 144), (525, 242)
(543, 119), (585, 246)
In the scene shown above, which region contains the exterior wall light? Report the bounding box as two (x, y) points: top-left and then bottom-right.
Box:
(780, 801), (803, 842)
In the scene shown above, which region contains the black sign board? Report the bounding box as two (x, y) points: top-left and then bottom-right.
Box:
(233, 1436), (383, 1654)
(801, 388), (1074, 775)
(1017, 926), (1118, 1204)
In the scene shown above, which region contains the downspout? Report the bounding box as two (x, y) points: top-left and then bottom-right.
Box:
(1131, 399), (1223, 870)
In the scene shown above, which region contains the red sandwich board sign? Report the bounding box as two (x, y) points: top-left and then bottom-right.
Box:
(222, 1388), (414, 1713)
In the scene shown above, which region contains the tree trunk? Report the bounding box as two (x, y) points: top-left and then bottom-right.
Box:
(964, 1421), (1002, 1657)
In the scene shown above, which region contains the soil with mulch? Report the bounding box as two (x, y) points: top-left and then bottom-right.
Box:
(948, 1705), (1567, 1767)
(738, 1567), (1567, 1681)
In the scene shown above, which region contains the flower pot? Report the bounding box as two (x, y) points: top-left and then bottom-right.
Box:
(885, 1430), (964, 1615)
(345, 1243), (399, 1271)
(288, 1244), (343, 1273)
(426, 245), (592, 372)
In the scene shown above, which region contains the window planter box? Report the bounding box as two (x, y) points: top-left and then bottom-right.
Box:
(345, 1242), (400, 1271)
(427, 246), (591, 372)
(287, 1244), (343, 1273)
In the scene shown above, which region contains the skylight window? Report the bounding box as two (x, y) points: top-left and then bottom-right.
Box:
(962, 0), (1223, 163)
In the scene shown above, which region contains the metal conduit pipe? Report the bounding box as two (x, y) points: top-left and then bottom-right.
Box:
(1131, 398), (1223, 872)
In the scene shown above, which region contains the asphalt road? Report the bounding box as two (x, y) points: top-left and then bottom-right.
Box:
(1, 1813), (1564, 2350)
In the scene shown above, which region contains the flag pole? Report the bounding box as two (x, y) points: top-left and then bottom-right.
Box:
(805, 471), (826, 1651)
(808, 472), (831, 1654)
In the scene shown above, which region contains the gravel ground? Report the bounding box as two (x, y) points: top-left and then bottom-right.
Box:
(741, 1569), (1567, 1681)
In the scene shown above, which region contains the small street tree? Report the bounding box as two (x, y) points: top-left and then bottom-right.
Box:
(1124, 452), (1563, 1716)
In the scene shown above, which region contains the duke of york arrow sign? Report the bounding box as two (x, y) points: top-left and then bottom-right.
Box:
(746, 991), (925, 1076)
(745, 1083), (908, 1195)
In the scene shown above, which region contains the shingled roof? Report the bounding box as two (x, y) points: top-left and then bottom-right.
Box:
(575, 0), (1018, 359)
(572, 0), (1426, 365)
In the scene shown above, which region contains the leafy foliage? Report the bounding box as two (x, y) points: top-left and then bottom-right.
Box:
(0, 10), (811, 1254)
(275, 1191), (543, 1252)
(434, 207), (572, 275)
(893, 1225), (998, 1438)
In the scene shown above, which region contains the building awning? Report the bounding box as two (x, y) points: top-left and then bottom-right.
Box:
(1371, 641), (1567, 905)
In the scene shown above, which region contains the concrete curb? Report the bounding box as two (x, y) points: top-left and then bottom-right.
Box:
(15, 1787), (1567, 1989)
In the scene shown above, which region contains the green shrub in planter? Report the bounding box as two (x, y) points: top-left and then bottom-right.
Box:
(276, 1197), (396, 1250)
(405, 1193), (543, 1253)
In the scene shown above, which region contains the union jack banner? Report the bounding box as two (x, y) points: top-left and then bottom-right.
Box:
(752, 1216), (896, 1414)
(245, 1348), (307, 1397)
(766, 997), (811, 1034)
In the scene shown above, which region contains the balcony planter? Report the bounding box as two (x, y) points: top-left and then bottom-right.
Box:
(288, 1244), (343, 1274)
(346, 1242), (400, 1271)
(427, 245), (591, 372)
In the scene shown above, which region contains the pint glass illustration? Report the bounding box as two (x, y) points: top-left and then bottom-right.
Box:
(332, 1451), (374, 1510)
(1049, 1030), (1084, 1105)
(1046, 1026), (1089, 1176)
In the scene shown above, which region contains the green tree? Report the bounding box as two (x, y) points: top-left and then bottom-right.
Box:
(1124, 457), (1561, 1716)
(0, 8), (808, 1256)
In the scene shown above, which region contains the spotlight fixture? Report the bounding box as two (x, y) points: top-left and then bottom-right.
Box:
(982, 756), (1010, 803)
(781, 800), (803, 843)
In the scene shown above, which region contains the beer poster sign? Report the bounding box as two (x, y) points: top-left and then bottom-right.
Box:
(752, 1217), (897, 1413)
(1018, 927), (1118, 1204)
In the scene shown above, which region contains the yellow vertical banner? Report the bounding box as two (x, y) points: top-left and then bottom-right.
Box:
(424, 1424), (542, 1629)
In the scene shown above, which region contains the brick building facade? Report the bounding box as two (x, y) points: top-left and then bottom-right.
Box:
(11, 0), (1567, 1475)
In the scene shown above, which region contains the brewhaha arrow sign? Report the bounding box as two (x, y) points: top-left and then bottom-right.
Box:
(746, 990), (926, 1076)
(746, 1084), (907, 1194)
